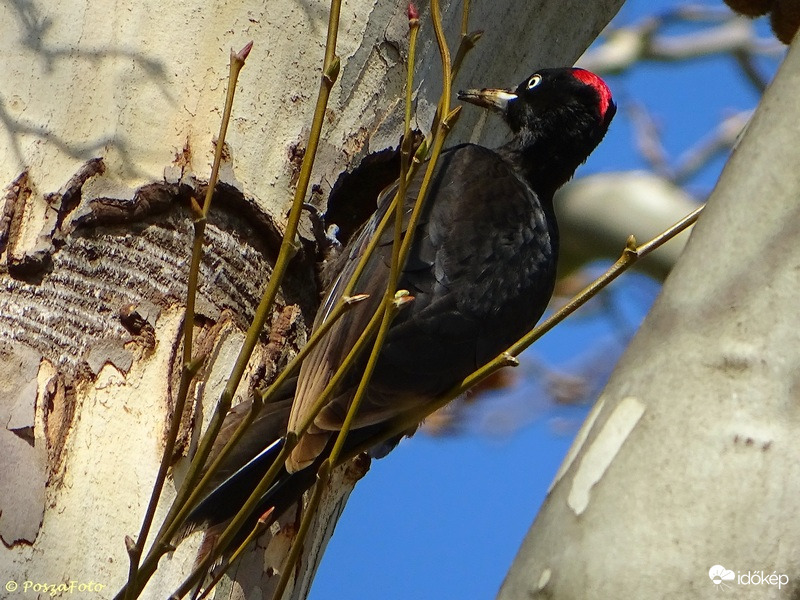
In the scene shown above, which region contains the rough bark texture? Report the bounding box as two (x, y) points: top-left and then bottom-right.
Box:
(499, 33), (800, 600)
(0, 1), (623, 598)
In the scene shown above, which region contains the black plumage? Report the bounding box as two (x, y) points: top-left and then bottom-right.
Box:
(186, 66), (616, 530)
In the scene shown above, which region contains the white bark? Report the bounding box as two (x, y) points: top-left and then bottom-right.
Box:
(0, 1), (623, 598)
(499, 32), (800, 600)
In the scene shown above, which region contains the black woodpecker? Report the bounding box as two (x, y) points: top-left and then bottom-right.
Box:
(184, 66), (616, 533)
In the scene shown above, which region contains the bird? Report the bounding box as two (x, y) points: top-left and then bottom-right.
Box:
(184, 66), (616, 535)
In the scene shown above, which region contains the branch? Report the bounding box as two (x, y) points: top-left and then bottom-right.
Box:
(580, 11), (783, 94)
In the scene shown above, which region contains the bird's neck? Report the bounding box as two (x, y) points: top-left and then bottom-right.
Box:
(498, 134), (585, 200)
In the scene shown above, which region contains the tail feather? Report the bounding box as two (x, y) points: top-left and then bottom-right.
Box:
(177, 386), (408, 555)
(185, 437), (287, 529)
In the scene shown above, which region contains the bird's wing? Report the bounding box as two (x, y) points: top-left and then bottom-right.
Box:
(320, 144), (555, 421)
(287, 144), (552, 469)
(285, 178), (401, 469)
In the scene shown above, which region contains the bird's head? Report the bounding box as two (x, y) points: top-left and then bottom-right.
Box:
(458, 67), (615, 137)
(458, 67), (616, 192)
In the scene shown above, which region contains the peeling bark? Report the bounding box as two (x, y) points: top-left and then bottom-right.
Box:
(0, 0), (624, 597)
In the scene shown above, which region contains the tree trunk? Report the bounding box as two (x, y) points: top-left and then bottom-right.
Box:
(0, 1), (623, 598)
(499, 33), (800, 600)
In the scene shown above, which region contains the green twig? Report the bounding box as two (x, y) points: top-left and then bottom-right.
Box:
(172, 295), (387, 597)
(398, 7), (419, 276)
(168, 437), (295, 600)
(166, 0), (345, 555)
(292, 0), (459, 442)
(339, 204), (705, 460)
(148, 294), (368, 554)
(292, 302), (386, 437)
(193, 506), (276, 600)
(164, 2), (345, 596)
(172, 0), (477, 595)
(119, 42), (252, 600)
(270, 461), (333, 599)
(451, 30), (482, 82)
(271, 0), (462, 592)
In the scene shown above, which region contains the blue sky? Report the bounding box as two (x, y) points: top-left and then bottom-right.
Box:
(309, 2), (780, 598)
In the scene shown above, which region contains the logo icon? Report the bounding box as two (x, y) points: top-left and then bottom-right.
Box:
(709, 565), (735, 590)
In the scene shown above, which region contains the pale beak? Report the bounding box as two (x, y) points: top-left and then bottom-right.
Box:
(457, 88), (518, 112)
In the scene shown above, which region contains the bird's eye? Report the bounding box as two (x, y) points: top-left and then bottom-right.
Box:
(527, 74), (542, 89)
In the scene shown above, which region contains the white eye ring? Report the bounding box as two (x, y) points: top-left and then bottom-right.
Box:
(527, 74), (542, 89)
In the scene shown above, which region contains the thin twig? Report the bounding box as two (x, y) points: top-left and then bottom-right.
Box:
(270, 461), (333, 600)
(273, 0), (466, 592)
(163, 1), (346, 563)
(164, 5), (344, 598)
(340, 204), (705, 462)
(169, 305), (386, 598)
(119, 42), (252, 600)
(628, 102), (671, 179)
(193, 508), (275, 600)
(183, 292), (389, 597)
(732, 49), (769, 92)
(150, 294), (368, 553)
